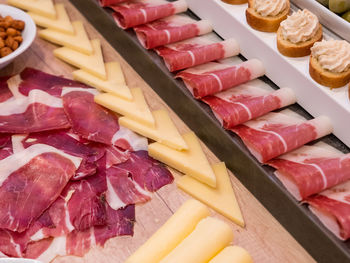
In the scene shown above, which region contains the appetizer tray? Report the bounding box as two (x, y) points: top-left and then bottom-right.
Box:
(187, 0), (350, 148)
(69, 0), (350, 262)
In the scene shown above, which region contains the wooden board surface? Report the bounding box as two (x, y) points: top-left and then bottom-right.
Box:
(0, 0), (316, 262)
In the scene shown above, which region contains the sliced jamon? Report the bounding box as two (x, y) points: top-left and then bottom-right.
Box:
(0, 144), (81, 232)
(155, 35), (239, 72)
(62, 88), (119, 145)
(28, 174), (107, 242)
(62, 88), (148, 150)
(13, 130), (106, 179)
(268, 142), (350, 200)
(99, 0), (128, 7)
(0, 76), (13, 102)
(0, 134), (12, 160)
(231, 110), (333, 163)
(18, 68), (89, 97)
(106, 150), (173, 209)
(134, 14), (212, 49)
(111, 0), (188, 29)
(0, 89), (70, 133)
(24, 205), (135, 263)
(176, 59), (265, 98)
(306, 181), (350, 240)
(202, 85), (296, 128)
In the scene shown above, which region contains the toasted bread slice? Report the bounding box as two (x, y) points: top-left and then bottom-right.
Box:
(246, 0), (290, 32)
(309, 55), (350, 88)
(277, 24), (323, 57)
(222, 0), (247, 4)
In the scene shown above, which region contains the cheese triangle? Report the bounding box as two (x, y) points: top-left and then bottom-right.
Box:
(177, 162), (244, 227)
(8, 0), (56, 19)
(29, 4), (74, 35)
(94, 88), (155, 127)
(148, 132), (216, 187)
(73, 62), (132, 100)
(54, 39), (106, 80)
(119, 110), (188, 150)
(39, 21), (93, 55)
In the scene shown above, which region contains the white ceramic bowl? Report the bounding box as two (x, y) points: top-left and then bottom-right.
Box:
(0, 4), (36, 70)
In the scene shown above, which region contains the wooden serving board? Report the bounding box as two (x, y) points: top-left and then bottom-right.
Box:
(0, 0), (315, 262)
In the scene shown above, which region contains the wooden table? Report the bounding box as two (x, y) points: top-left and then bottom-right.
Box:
(0, 0), (316, 262)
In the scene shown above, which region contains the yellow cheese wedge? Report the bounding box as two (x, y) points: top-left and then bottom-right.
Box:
(8, 0), (56, 19)
(40, 21), (93, 55)
(73, 62), (132, 100)
(119, 110), (188, 150)
(125, 199), (210, 263)
(177, 162), (244, 227)
(54, 39), (106, 80)
(160, 217), (233, 263)
(148, 132), (216, 187)
(209, 246), (253, 263)
(94, 88), (155, 127)
(29, 4), (74, 35)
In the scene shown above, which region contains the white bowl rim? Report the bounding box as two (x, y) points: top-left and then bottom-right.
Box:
(0, 4), (36, 64)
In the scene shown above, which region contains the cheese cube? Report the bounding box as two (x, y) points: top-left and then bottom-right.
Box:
(8, 0), (56, 19)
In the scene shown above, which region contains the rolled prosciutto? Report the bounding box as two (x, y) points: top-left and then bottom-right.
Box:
(267, 143), (350, 200)
(99, 0), (128, 7)
(111, 0), (188, 29)
(231, 110), (333, 163)
(202, 84), (296, 129)
(176, 59), (265, 98)
(155, 35), (239, 72)
(306, 181), (350, 240)
(134, 14), (212, 49)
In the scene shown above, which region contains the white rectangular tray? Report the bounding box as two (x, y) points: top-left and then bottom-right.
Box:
(187, 0), (350, 148)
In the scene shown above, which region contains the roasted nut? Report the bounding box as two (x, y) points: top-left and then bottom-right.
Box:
(11, 40), (18, 51)
(0, 27), (4, 32)
(4, 16), (13, 25)
(0, 32), (5, 39)
(0, 47), (12, 57)
(0, 38), (4, 48)
(5, 36), (14, 48)
(13, 35), (23, 43)
(11, 20), (25, 31)
(6, 27), (17, 36)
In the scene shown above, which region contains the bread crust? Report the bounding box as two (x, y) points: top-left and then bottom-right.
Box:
(309, 55), (350, 88)
(277, 24), (323, 57)
(221, 0), (247, 4)
(246, 0), (290, 32)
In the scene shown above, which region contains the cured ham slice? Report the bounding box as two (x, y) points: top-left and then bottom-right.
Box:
(62, 88), (148, 149)
(0, 134), (12, 160)
(13, 130), (107, 179)
(24, 205), (135, 262)
(106, 150), (173, 209)
(0, 144), (81, 232)
(176, 59), (265, 98)
(0, 76), (13, 102)
(155, 35), (239, 72)
(134, 15), (212, 49)
(231, 111), (333, 163)
(202, 85), (296, 128)
(306, 181), (350, 240)
(112, 0), (188, 29)
(99, 0), (128, 7)
(18, 68), (89, 97)
(267, 143), (350, 200)
(0, 89), (70, 133)
(27, 174), (107, 243)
